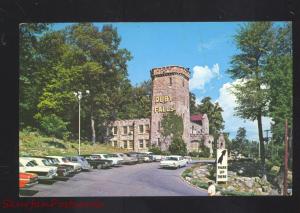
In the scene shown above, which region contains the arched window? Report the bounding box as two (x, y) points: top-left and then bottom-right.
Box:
(169, 77), (172, 86)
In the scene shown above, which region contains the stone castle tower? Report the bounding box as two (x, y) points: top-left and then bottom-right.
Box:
(150, 66), (190, 151)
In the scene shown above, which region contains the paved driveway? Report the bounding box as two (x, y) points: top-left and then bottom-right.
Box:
(29, 162), (207, 197)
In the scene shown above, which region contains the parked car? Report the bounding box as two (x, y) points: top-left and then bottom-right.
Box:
(67, 156), (92, 171)
(19, 172), (38, 188)
(23, 157), (70, 177)
(19, 157), (57, 180)
(43, 157), (75, 175)
(138, 153), (151, 162)
(80, 155), (113, 169)
(127, 152), (150, 163)
(152, 155), (163, 162)
(91, 154), (123, 166)
(183, 156), (193, 164)
(115, 153), (138, 165)
(46, 156), (82, 172)
(159, 155), (187, 169)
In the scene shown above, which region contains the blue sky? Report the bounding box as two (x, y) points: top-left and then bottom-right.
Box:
(53, 22), (283, 140)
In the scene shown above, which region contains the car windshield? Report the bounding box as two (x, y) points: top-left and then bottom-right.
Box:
(31, 160), (39, 166)
(62, 158), (69, 163)
(42, 159), (52, 166)
(166, 157), (178, 161)
(107, 154), (118, 158)
(25, 161), (36, 167)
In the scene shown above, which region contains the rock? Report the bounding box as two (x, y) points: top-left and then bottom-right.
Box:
(244, 179), (254, 188)
(269, 189), (279, 195)
(185, 177), (192, 181)
(262, 186), (269, 192)
(271, 166), (280, 173)
(215, 191), (221, 196)
(228, 171), (237, 176)
(257, 188), (263, 193)
(227, 186), (236, 191)
(238, 169), (244, 175)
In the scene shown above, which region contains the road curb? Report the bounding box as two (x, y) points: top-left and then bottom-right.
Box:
(180, 168), (208, 194)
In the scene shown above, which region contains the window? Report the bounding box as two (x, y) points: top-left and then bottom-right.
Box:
(129, 140), (133, 148)
(113, 141), (117, 147)
(139, 139), (144, 148)
(169, 77), (172, 86)
(113, 126), (117, 135)
(129, 125), (134, 134)
(139, 125), (144, 133)
(145, 124), (150, 133)
(158, 138), (161, 147)
(123, 126), (128, 135)
(123, 140), (128, 148)
(145, 140), (150, 148)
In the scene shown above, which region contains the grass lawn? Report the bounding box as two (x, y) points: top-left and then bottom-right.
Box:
(19, 131), (127, 156)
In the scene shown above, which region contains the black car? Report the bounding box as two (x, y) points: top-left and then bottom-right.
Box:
(80, 155), (113, 169)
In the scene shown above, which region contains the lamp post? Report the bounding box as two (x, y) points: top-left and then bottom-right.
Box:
(74, 90), (90, 155)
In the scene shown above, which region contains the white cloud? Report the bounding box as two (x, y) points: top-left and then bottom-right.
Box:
(189, 64), (220, 91)
(215, 80), (272, 141)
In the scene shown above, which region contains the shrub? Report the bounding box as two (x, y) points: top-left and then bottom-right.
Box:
(182, 168), (193, 178)
(199, 146), (211, 158)
(189, 151), (199, 157)
(149, 146), (163, 155)
(169, 137), (187, 156)
(39, 114), (70, 139)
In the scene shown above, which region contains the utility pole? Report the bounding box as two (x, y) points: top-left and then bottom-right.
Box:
(283, 119), (289, 195)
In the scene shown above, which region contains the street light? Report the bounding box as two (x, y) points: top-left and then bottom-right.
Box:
(74, 90), (90, 155)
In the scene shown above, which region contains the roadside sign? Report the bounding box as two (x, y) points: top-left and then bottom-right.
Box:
(216, 149), (228, 182)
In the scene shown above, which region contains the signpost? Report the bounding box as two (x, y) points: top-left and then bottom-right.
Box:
(216, 149), (228, 183)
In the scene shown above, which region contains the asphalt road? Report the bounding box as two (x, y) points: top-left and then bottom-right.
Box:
(28, 162), (208, 197)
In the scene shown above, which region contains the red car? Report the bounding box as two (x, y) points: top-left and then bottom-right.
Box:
(19, 172), (38, 189)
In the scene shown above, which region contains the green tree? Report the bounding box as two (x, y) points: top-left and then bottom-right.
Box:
(169, 137), (187, 156)
(196, 97), (225, 155)
(228, 22), (274, 168)
(35, 23), (132, 144)
(39, 114), (70, 139)
(160, 111), (184, 140)
(19, 23), (51, 128)
(189, 92), (197, 115)
(265, 23), (292, 147)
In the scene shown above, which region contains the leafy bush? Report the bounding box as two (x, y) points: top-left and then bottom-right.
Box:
(207, 164), (216, 180)
(189, 151), (199, 157)
(199, 146), (211, 158)
(149, 146), (163, 155)
(221, 190), (256, 196)
(182, 168), (193, 178)
(169, 137), (187, 156)
(39, 114), (70, 139)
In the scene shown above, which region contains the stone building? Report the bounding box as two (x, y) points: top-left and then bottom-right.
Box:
(106, 65), (214, 154)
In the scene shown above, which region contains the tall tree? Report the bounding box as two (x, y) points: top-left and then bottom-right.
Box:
(196, 97), (225, 138)
(19, 23), (51, 128)
(189, 92), (197, 115)
(265, 23), (292, 145)
(36, 23), (132, 144)
(228, 22), (274, 168)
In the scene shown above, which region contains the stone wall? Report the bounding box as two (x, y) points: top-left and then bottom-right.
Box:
(107, 118), (150, 152)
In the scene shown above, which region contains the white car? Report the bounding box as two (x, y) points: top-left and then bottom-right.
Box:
(92, 154), (123, 166)
(46, 156), (82, 172)
(19, 157), (57, 180)
(183, 156), (193, 164)
(152, 155), (163, 161)
(159, 155), (187, 169)
(115, 153), (138, 165)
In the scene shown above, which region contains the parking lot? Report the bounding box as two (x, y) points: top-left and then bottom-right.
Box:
(21, 162), (207, 196)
